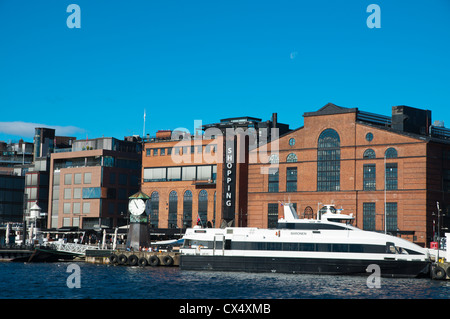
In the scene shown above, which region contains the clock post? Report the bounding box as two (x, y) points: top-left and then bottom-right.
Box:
(126, 191), (151, 251)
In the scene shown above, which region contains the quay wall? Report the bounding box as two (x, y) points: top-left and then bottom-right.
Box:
(85, 249), (180, 267)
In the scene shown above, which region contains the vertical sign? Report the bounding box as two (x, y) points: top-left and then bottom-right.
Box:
(222, 135), (237, 223)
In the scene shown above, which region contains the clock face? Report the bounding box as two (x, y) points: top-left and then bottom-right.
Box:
(129, 199), (146, 216)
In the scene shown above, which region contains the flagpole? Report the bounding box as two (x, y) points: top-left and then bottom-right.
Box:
(143, 109), (146, 138)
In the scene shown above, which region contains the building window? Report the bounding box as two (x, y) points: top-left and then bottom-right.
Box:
(286, 167), (297, 192)
(363, 149), (376, 159)
(268, 168), (279, 193)
(168, 191), (178, 228)
(268, 203), (279, 228)
(64, 174), (72, 185)
(198, 190), (208, 226)
(82, 202), (90, 214)
(146, 149), (151, 156)
(63, 218), (71, 227)
(269, 154), (279, 164)
(363, 202), (376, 231)
(82, 187), (101, 199)
(317, 128), (340, 191)
(365, 132), (373, 142)
(182, 166), (196, 181)
(286, 153), (297, 163)
(289, 138), (296, 146)
(84, 172), (91, 184)
(444, 170), (450, 192)
(385, 163), (398, 190)
(386, 202), (398, 232)
(167, 167), (181, 181)
(73, 188), (81, 199)
(150, 192), (159, 228)
(363, 164), (376, 191)
(385, 147), (398, 159)
(74, 173), (82, 185)
(63, 203), (71, 214)
(183, 190), (192, 228)
(64, 188), (72, 200)
(153, 149), (158, 156)
(73, 202), (81, 214)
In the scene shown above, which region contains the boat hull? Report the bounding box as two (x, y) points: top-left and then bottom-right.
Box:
(180, 255), (430, 278)
(27, 248), (78, 262)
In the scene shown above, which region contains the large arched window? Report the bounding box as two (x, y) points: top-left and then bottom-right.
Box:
(168, 191), (178, 228)
(198, 190), (208, 226)
(317, 129), (340, 191)
(150, 191), (159, 228)
(183, 190), (193, 228)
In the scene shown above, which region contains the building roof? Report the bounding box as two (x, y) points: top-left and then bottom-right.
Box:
(303, 103), (358, 117)
(129, 190), (151, 199)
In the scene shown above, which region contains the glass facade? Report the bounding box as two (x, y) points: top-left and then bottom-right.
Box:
(363, 164), (376, 190)
(268, 168), (279, 193)
(143, 165), (216, 183)
(150, 191), (159, 228)
(286, 167), (297, 192)
(363, 202), (376, 231)
(317, 129), (340, 191)
(385, 163), (398, 190)
(168, 190), (178, 228)
(198, 190), (208, 226)
(183, 190), (193, 228)
(386, 202), (398, 232)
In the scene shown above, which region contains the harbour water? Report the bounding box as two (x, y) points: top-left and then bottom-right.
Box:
(0, 262), (448, 299)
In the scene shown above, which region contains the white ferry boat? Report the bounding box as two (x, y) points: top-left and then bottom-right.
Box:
(180, 203), (431, 278)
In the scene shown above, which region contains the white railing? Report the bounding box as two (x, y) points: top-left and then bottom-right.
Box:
(44, 242), (99, 255)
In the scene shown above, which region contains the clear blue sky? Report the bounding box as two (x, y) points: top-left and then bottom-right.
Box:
(1, 0), (449, 143)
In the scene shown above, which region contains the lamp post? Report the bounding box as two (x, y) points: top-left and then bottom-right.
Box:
(384, 153), (387, 234)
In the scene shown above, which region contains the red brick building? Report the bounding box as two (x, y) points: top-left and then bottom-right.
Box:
(141, 115), (290, 230)
(247, 103), (450, 247)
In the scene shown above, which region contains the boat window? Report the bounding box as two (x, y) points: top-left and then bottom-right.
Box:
(214, 240), (223, 250)
(183, 239), (212, 249)
(386, 242), (396, 254)
(278, 222), (350, 230)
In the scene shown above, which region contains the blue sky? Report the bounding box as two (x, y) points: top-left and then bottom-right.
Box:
(1, 0), (449, 143)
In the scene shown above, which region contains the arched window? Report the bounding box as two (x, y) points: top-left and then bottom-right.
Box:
(183, 190), (192, 228)
(269, 154), (279, 164)
(168, 191), (178, 228)
(198, 190), (208, 226)
(363, 149), (376, 159)
(317, 129), (340, 191)
(150, 191), (159, 228)
(286, 153), (298, 163)
(385, 147), (398, 158)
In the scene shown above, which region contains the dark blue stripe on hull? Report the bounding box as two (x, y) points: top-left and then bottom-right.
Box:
(180, 255), (430, 278)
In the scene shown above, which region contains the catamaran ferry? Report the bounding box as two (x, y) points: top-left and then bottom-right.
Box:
(180, 203), (431, 278)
